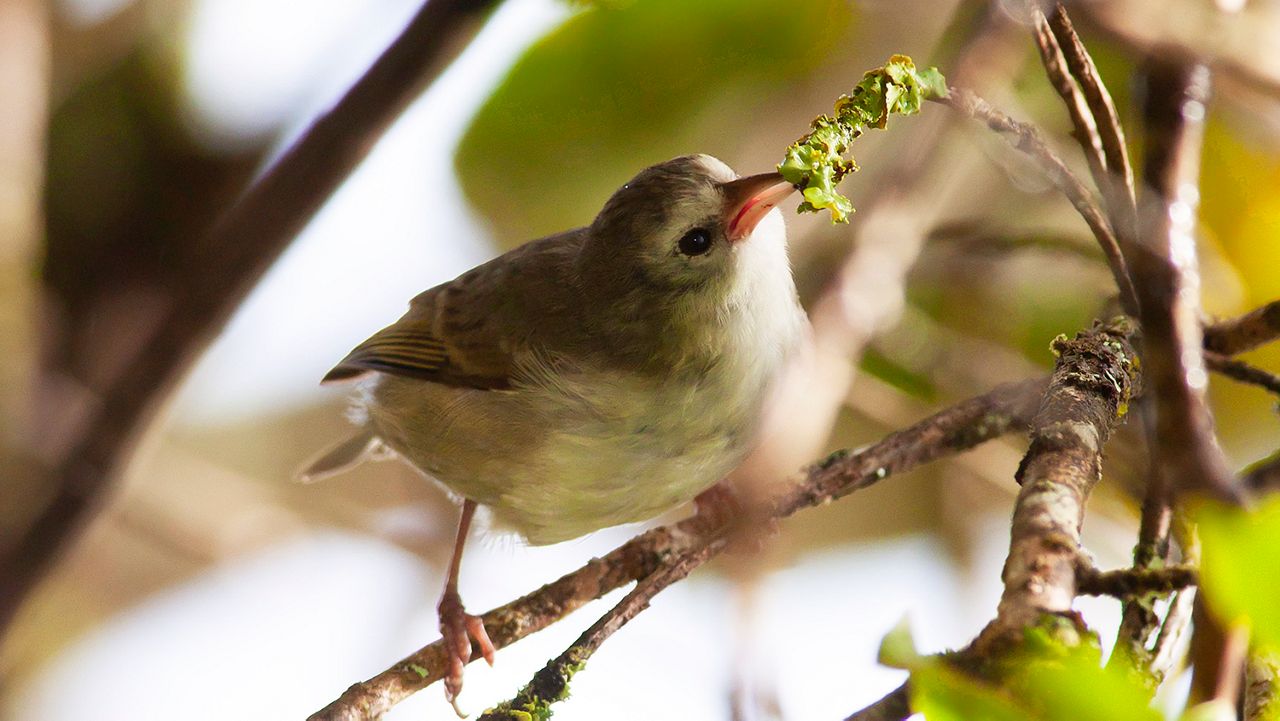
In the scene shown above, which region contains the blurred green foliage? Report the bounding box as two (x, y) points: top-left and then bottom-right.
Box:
(1197, 495), (1280, 652)
(882, 620), (1164, 720)
(455, 0), (853, 244)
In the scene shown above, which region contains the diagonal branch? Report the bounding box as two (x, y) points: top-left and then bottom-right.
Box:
(478, 539), (720, 721)
(1204, 352), (1280, 397)
(308, 377), (1048, 721)
(974, 318), (1140, 647)
(1027, 4), (1108, 201)
(1045, 3), (1137, 213)
(933, 87), (1141, 316)
(0, 0), (499, 639)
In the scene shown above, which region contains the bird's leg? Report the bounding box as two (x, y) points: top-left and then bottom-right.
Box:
(438, 499), (495, 715)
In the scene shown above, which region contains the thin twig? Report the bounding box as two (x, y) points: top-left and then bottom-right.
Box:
(1203, 299), (1280, 356)
(1152, 588), (1197, 680)
(1027, 5), (1108, 193)
(1243, 452), (1280, 497)
(307, 378), (1048, 721)
(1112, 401), (1175, 682)
(479, 540), (719, 721)
(932, 88), (1141, 316)
(0, 0), (499, 638)
(1205, 351), (1280, 397)
(1076, 563), (1197, 597)
(1046, 3), (1137, 212)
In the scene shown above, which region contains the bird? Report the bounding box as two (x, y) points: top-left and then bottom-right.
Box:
(302, 154), (807, 709)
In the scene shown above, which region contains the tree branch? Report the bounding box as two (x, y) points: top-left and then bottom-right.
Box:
(308, 377), (1048, 720)
(1028, 4), (1108, 200)
(478, 539), (719, 721)
(1203, 299), (1280, 356)
(973, 318), (1140, 650)
(1243, 452), (1280, 497)
(0, 0), (498, 639)
(1076, 563), (1197, 597)
(1045, 3), (1137, 213)
(1204, 351), (1280, 397)
(932, 87), (1140, 316)
(1130, 57), (1242, 504)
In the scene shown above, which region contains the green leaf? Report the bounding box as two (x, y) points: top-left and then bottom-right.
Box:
(873, 619), (1159, 721)
(877, 617), (924, 669)
(1013, 652), (1161, 721)
(911, 665), (1031, 721)
(1197, 495), (1280, 651)
(776, 54), (947, 223)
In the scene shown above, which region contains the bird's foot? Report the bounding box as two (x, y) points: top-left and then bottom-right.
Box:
(438, 589), (496, 716)
(694, 482), (778, 553)
(694, 483), (742, 531)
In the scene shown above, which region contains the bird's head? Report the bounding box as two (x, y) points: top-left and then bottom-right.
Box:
(581, 154), (797, 298)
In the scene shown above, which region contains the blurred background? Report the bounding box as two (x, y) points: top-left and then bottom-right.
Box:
(2, 0), (1279, 719)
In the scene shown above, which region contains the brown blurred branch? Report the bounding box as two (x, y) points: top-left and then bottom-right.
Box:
(1205, 352), (1280, 397)
(0, 0), (498, 637)
(1076, 563), (1197, 597)
(1204, 300), (1280, 356)
(308, 377), (1047, 721)
(0, 0), (46, 427)
(1244, 452), (1280, 497)
(932, 87), (1140, 316)
(1130, 58), (1241, 504)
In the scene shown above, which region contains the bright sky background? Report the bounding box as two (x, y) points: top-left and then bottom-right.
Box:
(16, 1), (1157, 720)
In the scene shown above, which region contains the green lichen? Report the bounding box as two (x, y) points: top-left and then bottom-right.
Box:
(406, 663), (429, 679)
(482, 650), (588, 721)
(778, 54), (947, 223)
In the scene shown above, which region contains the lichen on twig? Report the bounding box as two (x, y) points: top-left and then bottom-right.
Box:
(777, 54), (947, 223)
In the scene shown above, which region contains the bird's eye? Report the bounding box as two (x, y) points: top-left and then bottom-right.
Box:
(677, 228), (712, 256)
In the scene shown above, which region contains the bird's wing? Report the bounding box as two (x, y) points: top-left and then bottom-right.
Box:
(322, 232), (581, 391)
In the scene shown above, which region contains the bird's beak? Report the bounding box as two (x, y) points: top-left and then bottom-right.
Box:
(723, 172), (798, 242)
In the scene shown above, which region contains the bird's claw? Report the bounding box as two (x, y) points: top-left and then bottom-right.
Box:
(438, 590), (496, 716)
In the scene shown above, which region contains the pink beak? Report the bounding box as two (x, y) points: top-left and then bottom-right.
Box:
(723, 172), (798, 242)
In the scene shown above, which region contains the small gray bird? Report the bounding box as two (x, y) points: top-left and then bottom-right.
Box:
(303, 154), (806, 707)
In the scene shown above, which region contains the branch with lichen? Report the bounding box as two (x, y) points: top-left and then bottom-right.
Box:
(777, 54), (947, 222)
(843, 320), (1140, 721)
(308, 377), (1047, 721)
(973, 318), (1140, 650)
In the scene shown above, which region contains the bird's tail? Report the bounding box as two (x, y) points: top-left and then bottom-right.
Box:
(295, 431), (383, 484)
